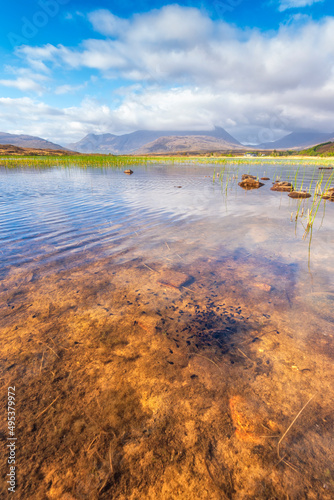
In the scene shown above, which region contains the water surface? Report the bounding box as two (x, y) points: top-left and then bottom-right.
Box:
(0, 162), (333, 499)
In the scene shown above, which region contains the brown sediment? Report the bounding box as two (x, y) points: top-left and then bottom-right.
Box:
(0, 250), (333, 499)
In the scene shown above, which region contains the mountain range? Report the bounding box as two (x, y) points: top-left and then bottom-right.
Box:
(257, 130), (334, 150)
(67, 127), (241, 154)
(67, 127), (334, 153)
(1, 128), (334, 154)
(135, 135), (246, 154)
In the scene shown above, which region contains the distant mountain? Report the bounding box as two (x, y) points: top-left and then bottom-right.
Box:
(0, 143), (76, 156)
(135, 135), (246, 154)
(0, 132), (68, 151)
(257, 130), (334, 150)
(68, 127), (241, 154)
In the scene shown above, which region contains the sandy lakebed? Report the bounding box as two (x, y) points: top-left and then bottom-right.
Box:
(0, 158), (333, 499)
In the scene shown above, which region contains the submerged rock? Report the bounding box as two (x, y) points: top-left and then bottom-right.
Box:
(229, 395), (276, 443)
(136, 315), (158, 334)
(238, 178), (264, 190)
(288, 191), (311, 199)
(253, 282), (272, 292)
(157, 270), (190, 289)
(271, 181), (294, 192)
(124, 169), (134, 175)
(261, 177), (270, 180)
(322, 187), (334, 200)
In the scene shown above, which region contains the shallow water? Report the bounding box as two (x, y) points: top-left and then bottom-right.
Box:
(0, 162), (333, 499)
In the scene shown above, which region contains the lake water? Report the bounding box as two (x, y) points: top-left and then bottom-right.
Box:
(0, 162), (333, 499)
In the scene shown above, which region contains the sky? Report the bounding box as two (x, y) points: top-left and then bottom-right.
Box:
(0, 0), (333, 145)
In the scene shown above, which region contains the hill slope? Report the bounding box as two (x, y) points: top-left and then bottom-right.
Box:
(135, 135), (246, 154)
(257, 131), (334, 150)
(0, 132), (67, 151)
(299, 141), (334, 156)
(0, 144), (76, 156)
(68, 127), (241, 154)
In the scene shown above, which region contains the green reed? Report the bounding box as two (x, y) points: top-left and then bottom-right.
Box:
(294, 166), (300, 190)
(303, 170), (334, 236)
(299, 166), (306, 191)
(1, 154), (334, 170)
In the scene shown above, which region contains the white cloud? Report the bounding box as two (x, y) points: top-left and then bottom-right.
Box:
(18, 44), (58, 73)
(3, 6), (334, 142)
(278, 0), (324, 11)
(1, 80), (333, 146)
(0, 77), (44, 93)
(0, 97), (114, 144)
(0, 66), (49, 92)
(55, 83), (86, 94)
(16, 6), (334, 95)
(88, 10), (129, 37)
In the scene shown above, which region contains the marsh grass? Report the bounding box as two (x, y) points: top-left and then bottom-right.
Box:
(287, 165), (333, 236)
(294, 166), (300, 190)
(1, 155), (334, 170)
(211, 161), (333, 242)
(299, 166), (306, 191)
(296, 170), (334, 238)
(308, 166), (317, 193)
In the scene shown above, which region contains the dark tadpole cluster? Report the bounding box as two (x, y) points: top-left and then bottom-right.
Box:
(156, 296), (251, 362)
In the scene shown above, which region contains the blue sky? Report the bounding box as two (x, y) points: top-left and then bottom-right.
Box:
(0, 0), (333, 145)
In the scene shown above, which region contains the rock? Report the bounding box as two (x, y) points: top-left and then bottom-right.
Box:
(157, 270), (190, 289)
(322, 187), (334, 200)
(136, 315), (158, 334)
(229, 396), (262, 443)
(261, 177), (270, 180)
(238, 178), (264, 190)
(271, 181), (294, 192)
(241, 174), (257, 180)
(288, 191), (311, 199)
(253, 283), (272, 292)
(124, 169), (133, 175)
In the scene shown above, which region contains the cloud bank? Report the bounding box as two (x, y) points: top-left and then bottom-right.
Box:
(278, 0), (324, 12)
(2, 5), (334, 143)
